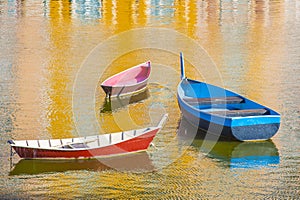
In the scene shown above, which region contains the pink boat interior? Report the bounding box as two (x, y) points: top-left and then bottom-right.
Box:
(102, 62), (151, 86)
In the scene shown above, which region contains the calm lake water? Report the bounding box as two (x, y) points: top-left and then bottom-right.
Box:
(0, 0), (299, 199)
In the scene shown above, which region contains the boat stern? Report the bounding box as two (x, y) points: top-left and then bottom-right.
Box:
(101, 85), (112, 97)
(231, 116), (281, 141)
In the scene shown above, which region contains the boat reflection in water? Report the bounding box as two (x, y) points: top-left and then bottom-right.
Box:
(9, 151), (154, 176)
(100, 89), (150, 113)
(177, 117), (280, 169)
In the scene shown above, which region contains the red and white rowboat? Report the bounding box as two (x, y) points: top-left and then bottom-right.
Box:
(101, 61), (151, 98)
(8, 114), (168, 159)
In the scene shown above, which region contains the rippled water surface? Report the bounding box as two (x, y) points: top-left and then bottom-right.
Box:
(0, 0), (299, 199)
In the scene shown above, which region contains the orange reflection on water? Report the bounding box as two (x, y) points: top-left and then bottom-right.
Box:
(13, 1), (47, 139)
(244, 0), (284, 111)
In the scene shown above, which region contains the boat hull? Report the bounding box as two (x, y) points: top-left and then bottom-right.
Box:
(101, 81), (148, 98)
(179, 104), (280, 141)
(177, 79), (280, 141)
(11, 129), (158, 159)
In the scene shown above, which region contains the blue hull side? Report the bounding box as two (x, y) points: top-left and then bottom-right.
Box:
(179, 102), (280, 141)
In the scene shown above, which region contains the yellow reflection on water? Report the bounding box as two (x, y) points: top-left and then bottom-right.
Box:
(136, 0), (147, 26)
(175, 0), (198, 38)
(115, 0), (134, 33)
(103, 0), (139, 33)
(102, 0), (114, 28)
(46, 0), (73, 138)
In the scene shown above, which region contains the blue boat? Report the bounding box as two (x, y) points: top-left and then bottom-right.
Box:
(177, 53), (281, 141)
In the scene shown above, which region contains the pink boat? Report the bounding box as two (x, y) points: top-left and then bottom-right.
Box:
(101, 61), (151, 98)
(8, 114), (168, 159)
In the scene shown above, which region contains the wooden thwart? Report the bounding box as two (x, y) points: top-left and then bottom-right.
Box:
(207, 108), (268, 117)
(183, 96), (244, 105)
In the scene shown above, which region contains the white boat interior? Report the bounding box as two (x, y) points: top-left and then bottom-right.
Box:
(10, 127), (157, 150)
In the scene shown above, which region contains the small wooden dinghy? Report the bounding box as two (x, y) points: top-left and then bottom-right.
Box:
(177, 53), (280, 141)
(101, 61), (151, 98)
(8, 114), (168, 159)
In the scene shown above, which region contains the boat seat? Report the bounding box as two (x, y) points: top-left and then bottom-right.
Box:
(183, 96), (244, 105)
(60, 143), (90, 149)
(207, 108), (268, 117)
(143, 128), (151, 132)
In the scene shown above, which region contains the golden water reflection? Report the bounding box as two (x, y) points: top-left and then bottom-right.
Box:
(47, 0), (73, 138)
